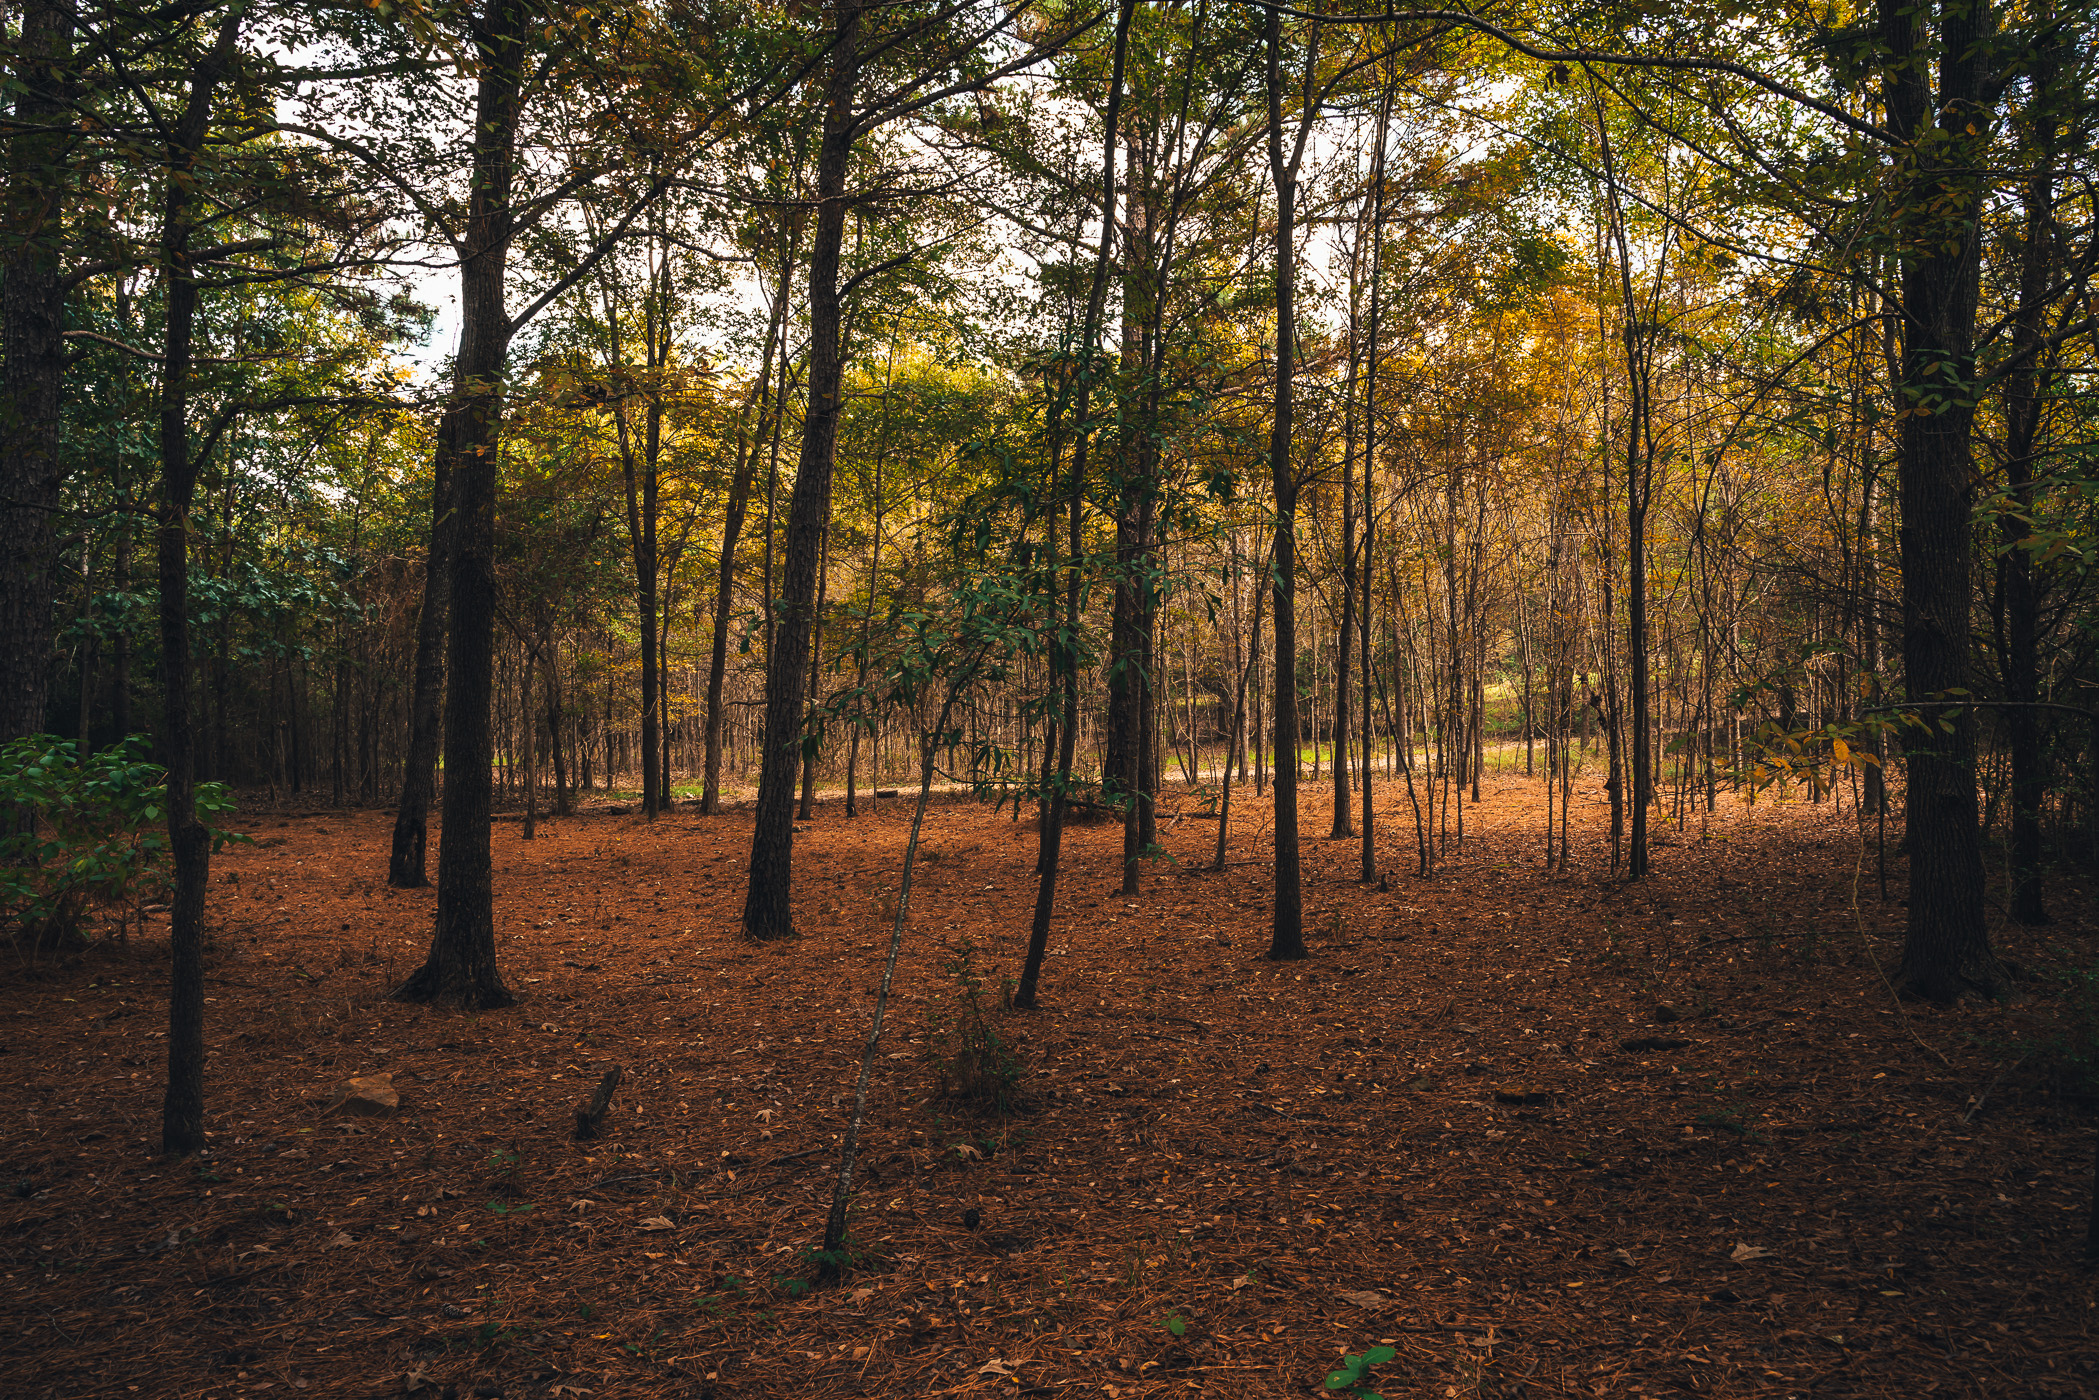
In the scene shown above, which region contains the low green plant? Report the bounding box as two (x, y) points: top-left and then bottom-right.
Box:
(1325, 1344), (1397, 1399)
(486, 1142), (525, 1196)
(621, 1324), (667, 1358)
(0, 735), (245, 948)
(798, 1238), (873, 1276)
(2027, 959), (2099, 1095)
(925, 939), (1025, 1110)
(1695, 1101), (1765, 1143)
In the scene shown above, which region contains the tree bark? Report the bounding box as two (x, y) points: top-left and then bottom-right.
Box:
(394, 0), (526, 1010)
(0, 0), (74, 746)
(1262, 0), (1307, 961)
(1993, 43), (2061, 926)
(1882, 0), (2004, 1001)
(158, 10), (245, 1156)
(742, 0), (864, 940)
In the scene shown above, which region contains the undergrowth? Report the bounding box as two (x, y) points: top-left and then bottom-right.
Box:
(925, 938), (1025, 1110)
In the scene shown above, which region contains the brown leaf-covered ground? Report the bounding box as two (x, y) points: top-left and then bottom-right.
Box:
(3, 773), (2095, 1399)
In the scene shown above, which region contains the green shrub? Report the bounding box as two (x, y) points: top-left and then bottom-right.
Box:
(2031, 960), (2099, 1096)
(0, 735), (243, 948)
(925, 940), (1025, 1110)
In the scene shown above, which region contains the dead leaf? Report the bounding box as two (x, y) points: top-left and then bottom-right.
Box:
(637, 1216), (675, 1232)
(1336, 1288), (1393, 1309)
(1730, 1243), (1773, 1262)
(325, 1231), (355, 1249)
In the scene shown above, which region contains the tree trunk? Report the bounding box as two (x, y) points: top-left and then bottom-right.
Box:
(1994, 54), (2061, 926)
(547, 643), (570, 815)
(0, 0), (74, 746)
(394, 0), (526, 1010)
(798, 521), (830, 819)
(742, 0), (864, 941)
(1262, 1), (1308, 961)
(158, 10), (244, 1156)
(703, 261), (788, 814)
(388, 449), (451, 885)
(521, 643), (538, 839)
(1015, 0), (1135, 1008)
(618, 403), (660, 818)
(1330, 249), (1357, 840)
(1882, 0), (2003, 1001)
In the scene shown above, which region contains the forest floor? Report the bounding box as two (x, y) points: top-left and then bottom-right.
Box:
(3, 774), (2096, 1399)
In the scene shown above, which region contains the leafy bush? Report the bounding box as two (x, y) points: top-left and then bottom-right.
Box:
(0, 735), (243, 948)
(2027, 960), (2099, 1096)
(925, 940), (1025, 1110)
(1325, 1345), (1397, 1399)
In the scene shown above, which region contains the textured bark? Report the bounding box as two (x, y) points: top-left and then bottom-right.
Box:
(1262, 1), (1305, 961)
(394, 0), (525, 1010)
(742, 1), (863, 941)
(158, 12), (245, 1156)
(1883, 0), (2003, 1002)
(0, 0), (74, 744)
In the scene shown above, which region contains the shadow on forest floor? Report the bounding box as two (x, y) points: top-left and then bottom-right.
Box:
(2, 775), (2094, 1398)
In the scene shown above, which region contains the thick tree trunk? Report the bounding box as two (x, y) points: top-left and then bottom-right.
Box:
(1882, 0), (2004, 1001)
(394, 0), (525, 1010)
(742, 1), (863, 940)
(0, 0), (74, 745)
